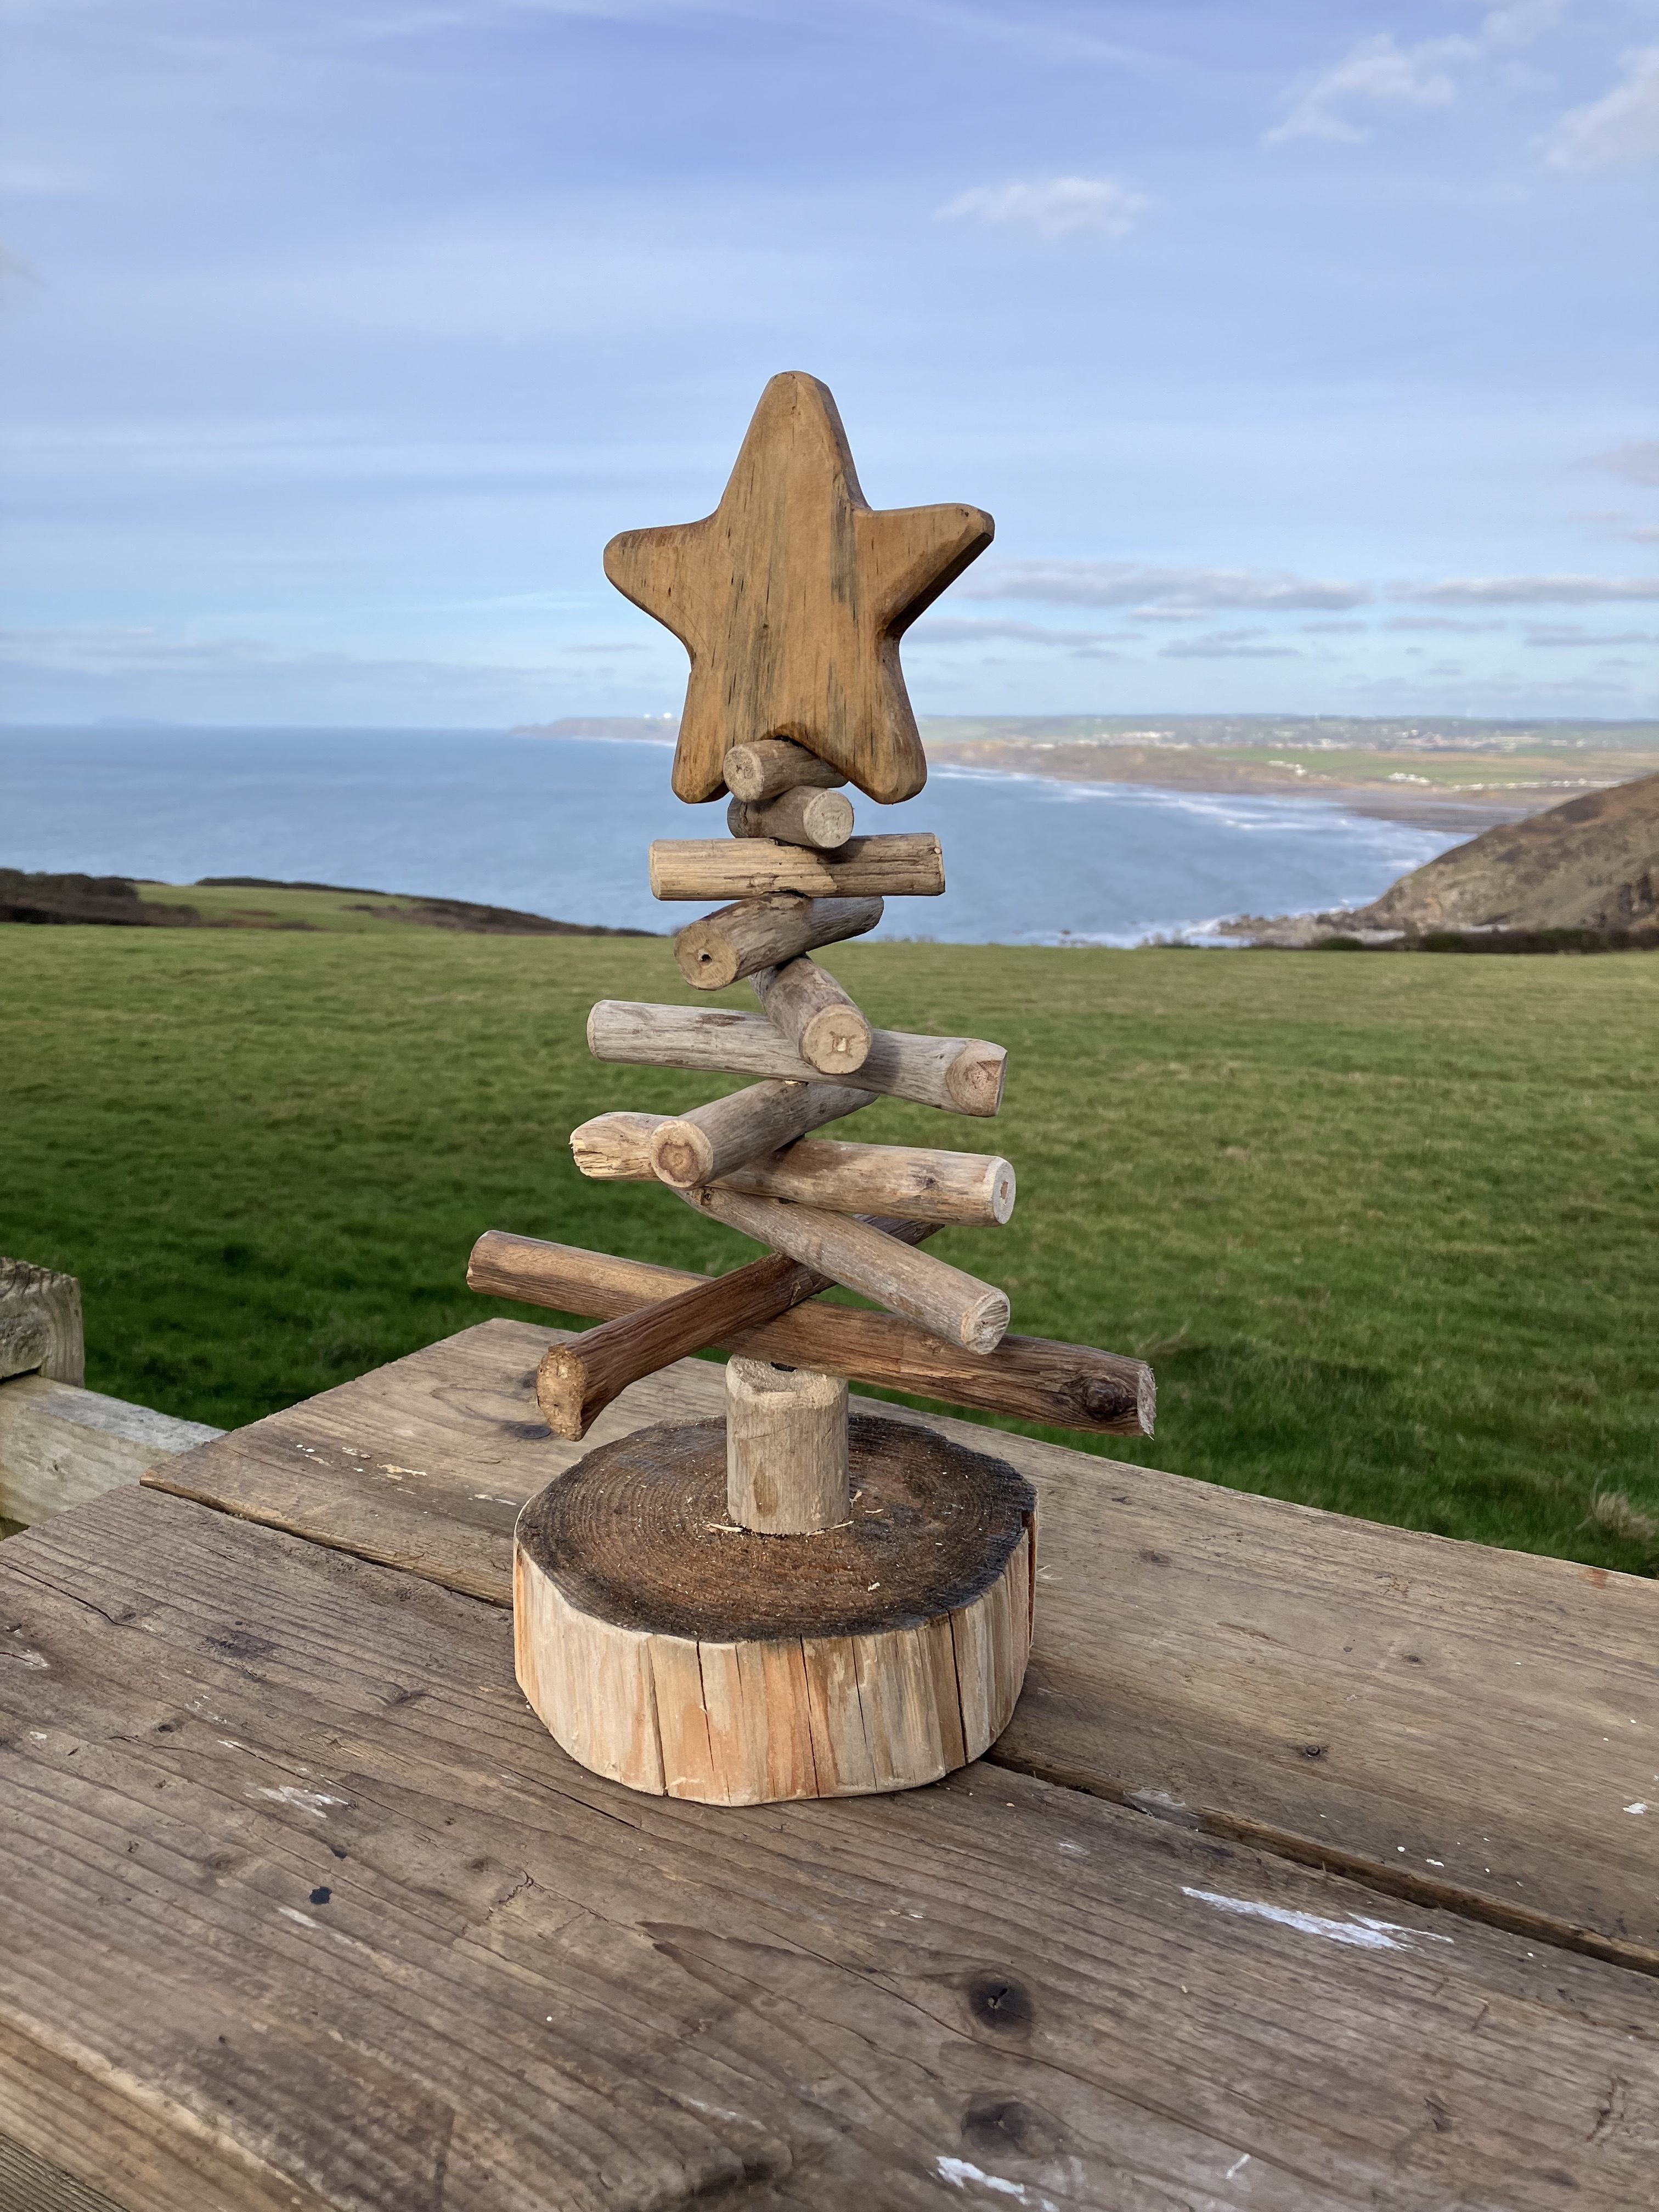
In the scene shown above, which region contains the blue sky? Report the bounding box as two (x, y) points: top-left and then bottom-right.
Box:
(2, 0), (1655, 727)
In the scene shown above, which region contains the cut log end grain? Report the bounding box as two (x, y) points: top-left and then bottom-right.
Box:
(673, 893), (884, 992)
(753, 956), (872, 1076)
(514, 1412), (1035, 1803)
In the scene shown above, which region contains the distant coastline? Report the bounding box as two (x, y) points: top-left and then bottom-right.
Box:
(513, 713), (1659, 833)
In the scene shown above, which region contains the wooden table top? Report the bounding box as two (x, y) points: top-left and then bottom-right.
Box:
(3, 1320), (1656, 2211)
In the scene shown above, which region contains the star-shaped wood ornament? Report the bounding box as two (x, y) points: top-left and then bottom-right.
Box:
(603, 372), (994, 806)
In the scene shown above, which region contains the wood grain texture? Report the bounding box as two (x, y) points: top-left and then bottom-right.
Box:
(650, 834), (943, 902)
(6, 1483), (1659, 2210)
(0, 1257), (83, 1386)
(531, 1218), (938, 1441)
(723, 737), (847, 804)
(725, 1357), (850, 1532)
(679, 1184), (1011, 1355)
(588, 1001), (1005, 1116)
(673, 894), (882, 992)
(467, 1239), (1147, 1432)
(0, 1371), (223, 1528)
(721, 1137), (1015, 1225)
(648, 1077), (875, 1188)
(604, 371), (992, 806)
(513, 1413), (1033, 1801)
(752, 956), (872, 1075)
(727, 788), (854, 851)
(144, 1320), (1658, 1969)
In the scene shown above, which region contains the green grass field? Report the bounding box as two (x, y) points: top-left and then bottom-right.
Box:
(4, 926), (1656, 1573)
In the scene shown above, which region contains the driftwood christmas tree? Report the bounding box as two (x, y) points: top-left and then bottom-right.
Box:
(469, 371), (1154, 1805)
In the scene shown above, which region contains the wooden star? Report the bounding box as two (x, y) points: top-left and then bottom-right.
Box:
(603, 372), (994, 806)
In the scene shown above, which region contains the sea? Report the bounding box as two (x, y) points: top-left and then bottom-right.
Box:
(0, 727), (1466, 945)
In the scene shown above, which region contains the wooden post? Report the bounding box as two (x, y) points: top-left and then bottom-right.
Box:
(723, 737), (847, 804)
(0, 1257), (84, 1387)
(673, 894), (883, 991)
(724, 1358), (850, 1533)
(752, 956), (871, 1074)
(727, 788), (854, 851)
(648, 832), (944, 901)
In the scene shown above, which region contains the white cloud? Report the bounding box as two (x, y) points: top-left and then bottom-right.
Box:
(1396, 574), (1659, 605)
(908, 616), (1135, 650)
(1523, 624), (1659, 647)
(935, 174), (1152, 240)
(1266, 33), (1475, 147)
(1384, 614), (1506, 632)
(1545, 48), (1659, 170)
(963, 560), (1369, 613)
(1593, 439), (1659, 488)
(1476, 0), (1566, 50)
(1160, 631), (1300, 659)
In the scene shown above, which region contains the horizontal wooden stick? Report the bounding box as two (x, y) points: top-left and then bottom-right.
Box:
(529, 1216), (937, 1441)
(569, 1121), (1015, 1224)
(723, 737), (847, 804)
(752, 956), (871, 1075)
(680, 1184), (1009, 1355)
(648, 1079), (874, 1189)
(467, 1230), (1154, 1435)
(587, 1000), (1006, 1117)
(727, 788), (854, 851)
(720, 1137), (1015, 1225)
(673, 893), (882, 992)
(650, 833), (944, 901)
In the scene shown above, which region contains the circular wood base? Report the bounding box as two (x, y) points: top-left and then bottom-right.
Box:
(514, 1414), (1036, 1805)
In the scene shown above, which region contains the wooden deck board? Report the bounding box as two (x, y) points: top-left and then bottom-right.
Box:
(144, 1318), (1659, 1972)
(5, 1484), (1659, 2212)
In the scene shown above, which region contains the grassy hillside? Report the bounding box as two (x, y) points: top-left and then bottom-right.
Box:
(3, 928), (1656, 1573)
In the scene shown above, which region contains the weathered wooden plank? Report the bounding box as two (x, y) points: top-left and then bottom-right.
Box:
(0, 1372), (223, 1528)
(5, 1485), (1658, 2211)
(0, 1257), (83, 1386)
(142, 1319), (1659, 1972)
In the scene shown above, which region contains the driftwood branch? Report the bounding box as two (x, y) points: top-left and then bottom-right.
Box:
(587, 1001), (1006, 1116)
(467, 1229), (1155, 1436)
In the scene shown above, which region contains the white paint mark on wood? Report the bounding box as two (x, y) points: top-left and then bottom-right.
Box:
(935, 2157), (1055, 2206)
(1182, 1887), (1454, 1953)
(1626, 1802), (1649, 1814)
(4, 1647), (48, 1668)
(256, 1786), (347, 1817)
(278, 1907), (319, 1928)
(1226, 2152), (1250, 2180)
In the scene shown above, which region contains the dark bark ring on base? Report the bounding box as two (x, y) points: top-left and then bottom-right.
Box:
(514, 1413), (1037, 1805)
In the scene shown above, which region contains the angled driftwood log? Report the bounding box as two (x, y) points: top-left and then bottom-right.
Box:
(752, 956), (872, 1075)
(679, 1183), (1009, 1355)
(469, 1230), (1154, 1436)
(646, 1078), (876, 1188)
(673, 894), (883, 991)
(532, 1217), (939, 1441)
(588, 1001), (1005, 1116)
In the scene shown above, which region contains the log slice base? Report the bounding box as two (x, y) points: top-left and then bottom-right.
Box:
(514, 1413), (1036, 1805)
